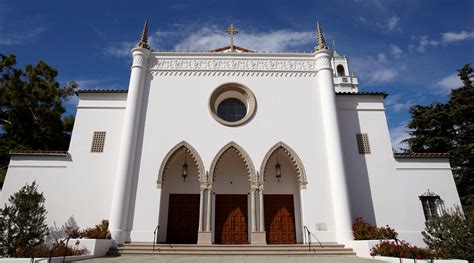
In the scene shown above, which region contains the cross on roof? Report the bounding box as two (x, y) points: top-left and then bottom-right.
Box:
(225, 24), (239, 52)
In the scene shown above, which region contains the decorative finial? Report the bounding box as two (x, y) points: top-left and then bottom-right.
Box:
(333, 40), (336, 50)
(136, 20), (150, 50)
(316, 22), (328, 51)
(226, 24), (239, 52)
(352, 71), (357, 78)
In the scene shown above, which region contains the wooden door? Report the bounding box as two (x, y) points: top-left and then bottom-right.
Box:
(264, 194), (296, 244)
(215, 194), (248, 244)
(166, 194), (199, 244)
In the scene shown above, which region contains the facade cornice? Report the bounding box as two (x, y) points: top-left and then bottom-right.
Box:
(76, 89), (127, 94)
(336, 91), (388, 98)
(9, 150), (69, 156)
(394, 152), (450, 158)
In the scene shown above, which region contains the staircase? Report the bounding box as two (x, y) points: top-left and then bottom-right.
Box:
(111, 242), (356, 256)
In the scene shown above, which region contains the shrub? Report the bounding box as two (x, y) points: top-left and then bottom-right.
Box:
(422, 206), (474, 261)
(0, 181), (49, 257)
(352, 217), (398, 240)
(14, 240), (86, 257)
(81, 220), (111, 239)
(370, 240), (434, 259)
(64, 219), (111, 239)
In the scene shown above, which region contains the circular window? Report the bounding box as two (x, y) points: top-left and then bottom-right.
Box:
(209, 83), (256, 126)
(217, 98), (247, 122)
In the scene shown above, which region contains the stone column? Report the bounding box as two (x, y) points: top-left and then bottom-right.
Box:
(206, 189), (212, 231)
(109, 47), (150, 244)
(251, 184), (266, 245)
(198, 187), (212, 244)
(198, 188), (205, 232)
(315, 48), (353, 245)
(259, 187), (265, 232)
(198, 188), (212, 245)
(250, 188), (256, 232)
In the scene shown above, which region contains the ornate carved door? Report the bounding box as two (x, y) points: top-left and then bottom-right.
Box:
(215, 194), (248, 244)
(166, 194), (199, 244)
(264, 195), (296, 244)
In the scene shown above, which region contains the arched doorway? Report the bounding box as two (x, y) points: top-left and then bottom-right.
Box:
(260, 142), (307, 244)
(157, 141), (205, 244)
(209, 142), (256, 244)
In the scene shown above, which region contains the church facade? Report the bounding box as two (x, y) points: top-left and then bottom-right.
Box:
(1, 23), (462, 247)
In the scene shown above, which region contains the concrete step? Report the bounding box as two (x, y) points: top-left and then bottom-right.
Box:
(115, 242), (356, 256)
(115, 250), (356, 255)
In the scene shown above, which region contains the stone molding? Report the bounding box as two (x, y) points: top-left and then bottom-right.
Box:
(259, 142), (308, 188)
(209, 141), (257, 185)
(149, 58), (319, 73)
(151, 71), (317, 77)
(157, 141), (206, 188)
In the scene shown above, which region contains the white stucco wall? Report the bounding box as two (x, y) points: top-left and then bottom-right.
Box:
(1, 93), (126, 230)
(0, 51), (463, 248)
(337, 94), (462, 247)
(128, 53), (336, 242)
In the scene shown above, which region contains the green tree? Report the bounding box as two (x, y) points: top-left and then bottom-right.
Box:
(404, 64), (474, 216)
(422, 206), (474, 261)
(0, 54), (76, 184)
(0, 181), (49, 257)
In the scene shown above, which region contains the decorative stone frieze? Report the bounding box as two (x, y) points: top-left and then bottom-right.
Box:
(149, 58), (318, 73)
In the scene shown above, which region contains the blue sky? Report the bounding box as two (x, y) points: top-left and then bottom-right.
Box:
(1, 0), (473, 150)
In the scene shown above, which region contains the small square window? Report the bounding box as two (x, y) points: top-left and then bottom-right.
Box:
(356, 133), (371, 154)
(91, 131), (106, 153)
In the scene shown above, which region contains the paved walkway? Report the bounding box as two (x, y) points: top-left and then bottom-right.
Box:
(79, 255), (385, 263)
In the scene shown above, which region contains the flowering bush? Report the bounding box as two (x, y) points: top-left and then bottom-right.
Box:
(370, 240), (434, 259)
(352, 217), (398, 240)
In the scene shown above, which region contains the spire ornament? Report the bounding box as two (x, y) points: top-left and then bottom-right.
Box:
(136, 20), (151, 50)
(316, 22), (328, 51)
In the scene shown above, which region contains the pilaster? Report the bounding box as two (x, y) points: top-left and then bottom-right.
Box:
(315, 49), (353, 245)
(109, 47), (151, 244)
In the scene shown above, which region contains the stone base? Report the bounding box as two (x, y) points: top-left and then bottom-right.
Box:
(251, 231), (267, 245)
(197, 231), (213, 245)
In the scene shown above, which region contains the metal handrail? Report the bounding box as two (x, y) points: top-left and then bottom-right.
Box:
(303, 226), (323, 252)
(153, 225), (160, 252)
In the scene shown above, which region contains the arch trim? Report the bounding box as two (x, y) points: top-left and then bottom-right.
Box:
(259, 141), (307, 188)
(209, 141), (257, 185)
(157, 141), (206, 188)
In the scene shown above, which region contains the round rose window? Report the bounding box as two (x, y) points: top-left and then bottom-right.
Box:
(209, 83), (256, 126)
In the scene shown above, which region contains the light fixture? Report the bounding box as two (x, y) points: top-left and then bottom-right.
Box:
(182, 154), (188, 182)
(275, 151), (281, 182)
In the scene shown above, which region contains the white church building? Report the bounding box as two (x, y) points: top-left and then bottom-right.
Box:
(1, 22), (462, 248)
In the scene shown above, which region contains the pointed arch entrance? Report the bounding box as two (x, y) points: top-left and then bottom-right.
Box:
(260, 142), (306, 244)
(209, 142), (256, 244)
(157, 141), (205, 244)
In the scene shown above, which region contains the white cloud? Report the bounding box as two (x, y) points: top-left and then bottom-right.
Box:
(103, 41), (134, 57)
(441, 31), (474, 43)
(376, 15), (400, 31)
(367, 68), (398, 84)
(0, 27), (47, 45)
(390, 123), (410, 152)
(352, 52), (402, 86)
(385, 94), (413, 113)
(415, 35), (439, 53)
(173, 26), (313, 52)
(436, 73), (462, 94)
(390, 44), (403, 58)
(386, 15), (400, 31)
